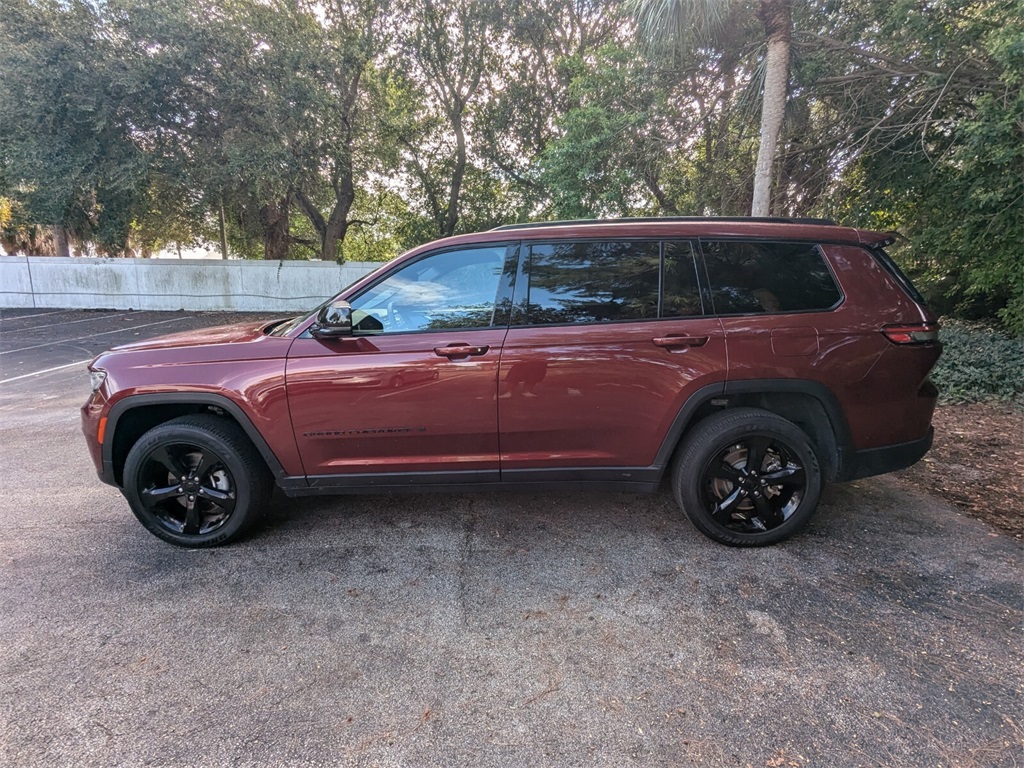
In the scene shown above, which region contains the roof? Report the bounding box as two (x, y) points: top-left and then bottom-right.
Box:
(391, 217), (895, 267)
(491, 216), (838, 231)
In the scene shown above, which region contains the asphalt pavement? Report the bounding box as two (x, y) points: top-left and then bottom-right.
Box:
(1, 309), (1021, 767)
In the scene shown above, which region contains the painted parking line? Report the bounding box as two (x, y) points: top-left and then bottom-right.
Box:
(0, 316), (186, 355)
(0, 359), (94, 385)
(0, 309), (139, 334)
(0, 308), (78, 322)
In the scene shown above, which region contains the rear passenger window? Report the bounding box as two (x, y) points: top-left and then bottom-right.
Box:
(526, 241), (660, 324)
(701, 241), (841, 314)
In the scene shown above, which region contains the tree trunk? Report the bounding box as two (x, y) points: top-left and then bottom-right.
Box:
(751, 0), (792, 218)
(260, 194), (291, 261)
(295, 188), (327, 249)
(52, 222), (70, 257)
(322, 217), (348, 264)
(295, 135), (358, 263)
(443, 110), (467, 237)
(296, 188), (354, 263)
(218, 197), (229, 260)
(328, 149), (357, 261)
(644, 172), (678, 214)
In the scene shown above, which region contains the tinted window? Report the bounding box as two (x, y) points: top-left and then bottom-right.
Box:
(662, 240), (703, 317)
(525, 241), (660, 325)
(701, 241), (841, 314)
(350, 246), (506, 333)
(871, 246), (926, 304)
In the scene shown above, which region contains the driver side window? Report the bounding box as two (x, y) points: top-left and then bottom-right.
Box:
(350, 246), (508, 334)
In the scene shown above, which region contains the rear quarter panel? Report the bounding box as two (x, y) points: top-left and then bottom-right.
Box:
(725, 244), (939, 449)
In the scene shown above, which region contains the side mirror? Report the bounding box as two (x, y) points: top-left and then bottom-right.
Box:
(310, 299), (352, 339)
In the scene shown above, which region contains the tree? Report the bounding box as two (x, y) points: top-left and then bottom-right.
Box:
(749, 0), (791, 216)
(398, 0), (505, 237)
(630, 0), (793, 216)
(540, 43), (679, 217)
(107, 0), (337, 260)
(791, 0), (1024, 333)
(474, 0), (624, 216)
(0, 0), (149, 256)
(286, 0), (395, 262)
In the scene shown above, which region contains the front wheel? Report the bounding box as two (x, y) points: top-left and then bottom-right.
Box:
(123, 415), (271, 548)
(672, 408), (822, 547)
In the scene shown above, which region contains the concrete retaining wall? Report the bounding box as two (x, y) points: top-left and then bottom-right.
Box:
(0, 257), (380, 312)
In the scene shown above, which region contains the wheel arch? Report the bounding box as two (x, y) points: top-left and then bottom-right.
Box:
(103, 394), (289, 488)
(655, 379), (852, 482)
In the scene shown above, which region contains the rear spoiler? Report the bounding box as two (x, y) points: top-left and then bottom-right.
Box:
(864, 234), (927, 305)
(860, 230), (898, 248)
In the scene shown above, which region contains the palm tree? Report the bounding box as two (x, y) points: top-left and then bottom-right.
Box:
(631, 0), (792, 217)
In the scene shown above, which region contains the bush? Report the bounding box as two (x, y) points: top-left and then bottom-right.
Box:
(931, 319), (1024, 404)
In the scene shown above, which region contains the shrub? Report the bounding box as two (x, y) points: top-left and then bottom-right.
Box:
(931, 319), (1024, 404)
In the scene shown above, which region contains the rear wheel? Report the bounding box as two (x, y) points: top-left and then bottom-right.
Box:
(672, 408), (822, 547)
(123, 415), (271, 548)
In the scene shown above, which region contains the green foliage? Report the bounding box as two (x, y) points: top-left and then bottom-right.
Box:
(803, 0), (1024, 336)
(0, 0), (1018, 335)
(0, 0), (149, 253)
(541, 46), (664, 218)
(931, 320), (1024, 404)
(339, 188), (410, 263)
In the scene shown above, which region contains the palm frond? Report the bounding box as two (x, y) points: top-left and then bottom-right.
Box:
(626, 0), (730, 55)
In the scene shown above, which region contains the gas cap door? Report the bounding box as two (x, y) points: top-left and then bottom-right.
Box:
(770, 326), (819, 357)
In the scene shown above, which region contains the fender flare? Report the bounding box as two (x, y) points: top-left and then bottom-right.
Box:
(101, 393), (293, 487)
(652, 378), (853, 474)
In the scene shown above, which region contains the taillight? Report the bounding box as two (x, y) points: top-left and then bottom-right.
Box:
(882, 323), (940, 344)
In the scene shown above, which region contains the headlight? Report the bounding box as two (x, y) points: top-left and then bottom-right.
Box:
(89, 369), (107, 392)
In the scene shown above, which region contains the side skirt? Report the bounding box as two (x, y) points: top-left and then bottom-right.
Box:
(279, 467), (663, 497)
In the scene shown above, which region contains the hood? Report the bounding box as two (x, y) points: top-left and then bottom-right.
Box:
(89, 320), (296, 374)
(110, 320), (274, 353)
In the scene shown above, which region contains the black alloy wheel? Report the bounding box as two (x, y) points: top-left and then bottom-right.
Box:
(701, 436), (806, 533)
(123, 415), (271, 547)
(136, 443), (236, 536)
(673, 408), (822, 546)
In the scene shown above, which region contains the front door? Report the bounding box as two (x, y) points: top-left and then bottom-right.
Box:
(286, 244), (517, 485)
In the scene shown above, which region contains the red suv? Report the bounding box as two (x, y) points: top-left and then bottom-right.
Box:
(81, 218), (941, 548)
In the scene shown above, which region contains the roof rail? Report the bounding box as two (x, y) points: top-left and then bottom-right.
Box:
(491, 216), (838, 231)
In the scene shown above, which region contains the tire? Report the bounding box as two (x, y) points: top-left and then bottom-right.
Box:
(123, 415), (272, 548)
(672, 408), (822, 547)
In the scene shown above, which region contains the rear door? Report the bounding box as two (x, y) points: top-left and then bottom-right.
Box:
(497, 239), (727, 481)
(286, 243), (517, 485)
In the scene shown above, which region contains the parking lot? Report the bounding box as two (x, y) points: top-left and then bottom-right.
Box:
(1, 308), (1021, 766)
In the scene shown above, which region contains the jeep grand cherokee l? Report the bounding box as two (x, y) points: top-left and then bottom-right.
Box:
(81, 217), (941, 548)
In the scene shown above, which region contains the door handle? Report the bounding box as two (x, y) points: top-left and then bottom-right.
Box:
(652, 336), (709, 349)
(434, 344), (490, 358)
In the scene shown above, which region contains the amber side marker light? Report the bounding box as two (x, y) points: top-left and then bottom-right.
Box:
(882, 323), (940, 344)
(97, 417), (107, 444)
